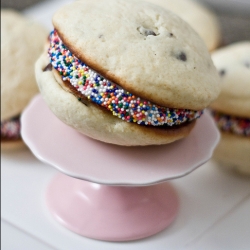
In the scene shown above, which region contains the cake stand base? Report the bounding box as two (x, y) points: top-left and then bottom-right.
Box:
(46, 173), (179, 241)
(22, 95), (219, 241)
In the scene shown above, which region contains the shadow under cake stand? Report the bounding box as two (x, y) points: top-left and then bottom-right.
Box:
(21, 95), (219, 242)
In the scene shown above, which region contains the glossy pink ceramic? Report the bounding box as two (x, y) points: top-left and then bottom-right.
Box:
(46, 173), (178, 241)
(21, 94), (219, 241)
(21, 95), (220, 186)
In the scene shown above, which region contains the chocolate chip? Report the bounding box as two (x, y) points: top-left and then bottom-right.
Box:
(169, 33), (174, 37)
(43, 63), (52, 72)
(219, 69), (226, 76)
(78, 97), (88, 106)
(98, 34), (103, 38)
(177, 52), (187, 62)
(145, 30), (156, 36)
(138, 26), (158, 37)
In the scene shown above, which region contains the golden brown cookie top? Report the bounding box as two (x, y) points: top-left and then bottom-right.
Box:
(52, 0), (220, 110)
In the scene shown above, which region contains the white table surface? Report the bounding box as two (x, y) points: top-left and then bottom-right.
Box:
(2, 145), (250, 250)
(2, 1), (250, 249)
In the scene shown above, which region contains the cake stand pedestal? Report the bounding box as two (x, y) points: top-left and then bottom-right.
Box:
(21, 95), (219, 242)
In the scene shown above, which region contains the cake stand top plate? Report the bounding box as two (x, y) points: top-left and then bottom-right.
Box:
(21, 95), (219, 186)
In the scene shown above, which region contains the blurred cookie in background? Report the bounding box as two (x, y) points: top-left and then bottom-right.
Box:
(210, 41), (250, 175)
(1, 9), (48, 150)
(1, 0), (44, 10)
(133, 0), (221, 51)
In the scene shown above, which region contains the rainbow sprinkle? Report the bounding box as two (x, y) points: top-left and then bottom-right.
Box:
(48, 30), (203, 126)
(1, 116), (21, 140)
(211, 110), (250, 136)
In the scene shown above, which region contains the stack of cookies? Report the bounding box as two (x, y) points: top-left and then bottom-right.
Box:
(35, 0), (221, 146)
(210, 42), (250, 175)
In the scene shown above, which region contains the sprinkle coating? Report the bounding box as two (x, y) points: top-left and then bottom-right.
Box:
(48, 30), (203, 126)
(1, 116), (21, 140)
(211, 110), (250, 136)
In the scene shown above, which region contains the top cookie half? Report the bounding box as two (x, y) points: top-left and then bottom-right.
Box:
(52, 0), (220, 110)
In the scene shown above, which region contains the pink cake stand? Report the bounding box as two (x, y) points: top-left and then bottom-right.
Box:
(21, 95), (219, 242)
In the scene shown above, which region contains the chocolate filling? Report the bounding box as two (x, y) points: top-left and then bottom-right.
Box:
(56, 73), (194, 131)
(43, 63), (52, 72)
(48, 29), (202, 128)
(1, 137), (22, 142)
(59, 75), (89, 107)
(1, 116), (21, 142)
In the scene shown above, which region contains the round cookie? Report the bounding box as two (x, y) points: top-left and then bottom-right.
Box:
(133, 0), (221, 52)
(211, 41), (250, 118)
(210, 41), (250, 175)
(1, 9), (48, 150)
(36, 0), (220, 146)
